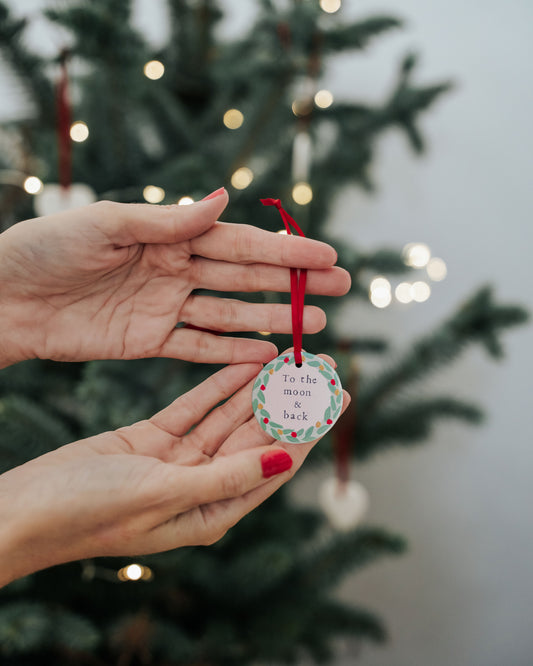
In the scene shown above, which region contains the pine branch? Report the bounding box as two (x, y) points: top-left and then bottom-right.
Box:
(322, 16), (403, 53)
(357, 396), (484, 458)
(0, 2), (54, 121)
(360, 286), (529, 415)
(298, 527), (406, 591)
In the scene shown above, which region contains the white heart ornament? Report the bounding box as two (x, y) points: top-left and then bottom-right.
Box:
(34, 183), (97, 217)
(319, 477), (369, 531)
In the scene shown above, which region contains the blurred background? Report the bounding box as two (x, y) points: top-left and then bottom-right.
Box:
(0, 1), (531, 665)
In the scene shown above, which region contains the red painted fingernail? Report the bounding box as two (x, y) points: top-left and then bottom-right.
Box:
(201, 187), (226, 201)
(261, 450), (293, 478)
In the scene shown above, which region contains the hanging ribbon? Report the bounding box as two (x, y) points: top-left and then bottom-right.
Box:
(56, 50), (72, 191)
(261, 198), (307, 366)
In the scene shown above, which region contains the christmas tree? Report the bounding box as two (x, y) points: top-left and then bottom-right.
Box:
(0, 1), (527, 664)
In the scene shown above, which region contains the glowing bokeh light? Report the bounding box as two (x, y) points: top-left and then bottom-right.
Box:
(427, 257), (447, 281)
(320, 0), (342, 13)
(403, 242), (431, 268)
(23, 176), (43, 194)
(143, 185), (165, 203)
(292, 182), (313, 205)
(231, 167), (254, 190)
(178, 196), (194, 205)
(395, 282), (414, 304)
(144, 60), (165, 80)
(314, 89), (334, 108)
(70, 121), (89, 142)
(223, 108), (244, 129)
(412, 281), (431, 302)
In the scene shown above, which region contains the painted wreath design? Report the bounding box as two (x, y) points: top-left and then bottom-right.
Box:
(252, 352), (343, 444)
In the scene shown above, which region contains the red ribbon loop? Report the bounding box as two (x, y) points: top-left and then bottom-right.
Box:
(261, 198), (307, 366)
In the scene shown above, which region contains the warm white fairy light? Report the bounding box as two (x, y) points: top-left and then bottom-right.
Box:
(178, 196), (194, 205)
(314, 89), (334, 109)
(277, 229), (288, 234)
(369, 276), (392, 308)
(412, 281), (431, 302)
(427, 257), (447, 281)
(395, 282), (414, 304)
(124, 564), (142, 580)
(258, 331), (271, 336)
(117, 563), (153, 582)
(23, 175), (43, 194)
(144, 60), (165, 80)
(292, 181), (313, 205)
(403, 242), (431, 268)
(231, 167), (254, 190)
(320, 0), (342, 13)
(223, 108), (244, 129)
(70, 121), (89, 143)
(143, 185), (165, 203)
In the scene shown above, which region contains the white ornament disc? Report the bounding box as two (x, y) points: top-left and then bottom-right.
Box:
(319, 477), (369, 531)
(34, 183), (97, 217)
(252, 350), (343, 444)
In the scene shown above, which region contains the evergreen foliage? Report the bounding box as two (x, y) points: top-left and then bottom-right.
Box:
(0, 1), (527, 663)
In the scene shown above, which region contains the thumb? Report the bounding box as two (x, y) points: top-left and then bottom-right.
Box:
(97, 187), (229, 246)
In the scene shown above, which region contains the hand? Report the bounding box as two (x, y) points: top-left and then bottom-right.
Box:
(0, 359), (350, 585)
(0, 189), (350, 367)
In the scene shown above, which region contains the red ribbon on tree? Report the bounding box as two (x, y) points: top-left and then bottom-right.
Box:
(261, 198), (307, 366)
(56, 50), (72, 190)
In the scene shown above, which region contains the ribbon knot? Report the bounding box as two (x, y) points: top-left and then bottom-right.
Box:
(261, 198), (307, 366)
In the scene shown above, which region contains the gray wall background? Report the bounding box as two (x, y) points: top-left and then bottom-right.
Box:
(1, 1), (532, 664)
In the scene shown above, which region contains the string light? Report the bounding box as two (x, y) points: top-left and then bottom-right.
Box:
(291, 99), (312, 117)
(223, 108), (244, 129)
(143, 185), (165, 203)
(23, 176), (43, 195)
(314, 89), (334, 109)
(178, 196), (194, 205)
(277, 229), (288, 235)
(258, 331), (271, 336)
(395, 282), (414, 304)
(320, 0), (342, 13)
(369, 276), (392, 308)
(403, 242), (431, 268)
(70, 121), (89, 142)
(412, 281), (431, 302)
(144, 60), (165, 80)
(427, 257), (447, 281)
(117, 563), (153, 582)
(231, 167), (254, 190)
(292, 182), (313, 205)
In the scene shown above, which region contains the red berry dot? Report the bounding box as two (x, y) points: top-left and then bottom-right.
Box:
(263, 417), (269, 424)
(326, 419), (332, 425)
(291, 431), (297, 438)
(330, 379), (336, 385)
(260, 384), (266, 391)
(284, 357), (289, 363)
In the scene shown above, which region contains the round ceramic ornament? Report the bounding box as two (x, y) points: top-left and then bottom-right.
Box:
(252, 350), (343, 444)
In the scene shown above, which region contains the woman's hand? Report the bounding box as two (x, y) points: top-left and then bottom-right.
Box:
(0, 358), (350, 585)
(0, 189), (350, 368)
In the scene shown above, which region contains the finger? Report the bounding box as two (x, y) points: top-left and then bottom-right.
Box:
(157, 327), (278, 364)
(93, 189), (229, 246)
(189, 222), (337, 269)
(191, 259), (351, 296)
(180, 295), (326, 334)
(150, 362), (264, 437)
(139, 446), (294, 552)
(184, 375), (259, 457)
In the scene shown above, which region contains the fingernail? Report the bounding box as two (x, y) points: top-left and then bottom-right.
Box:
(201, 187), (226, 201)
(261, 450), (293, 478)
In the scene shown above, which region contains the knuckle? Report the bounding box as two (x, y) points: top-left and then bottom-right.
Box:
(221, 468), (248, 498)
